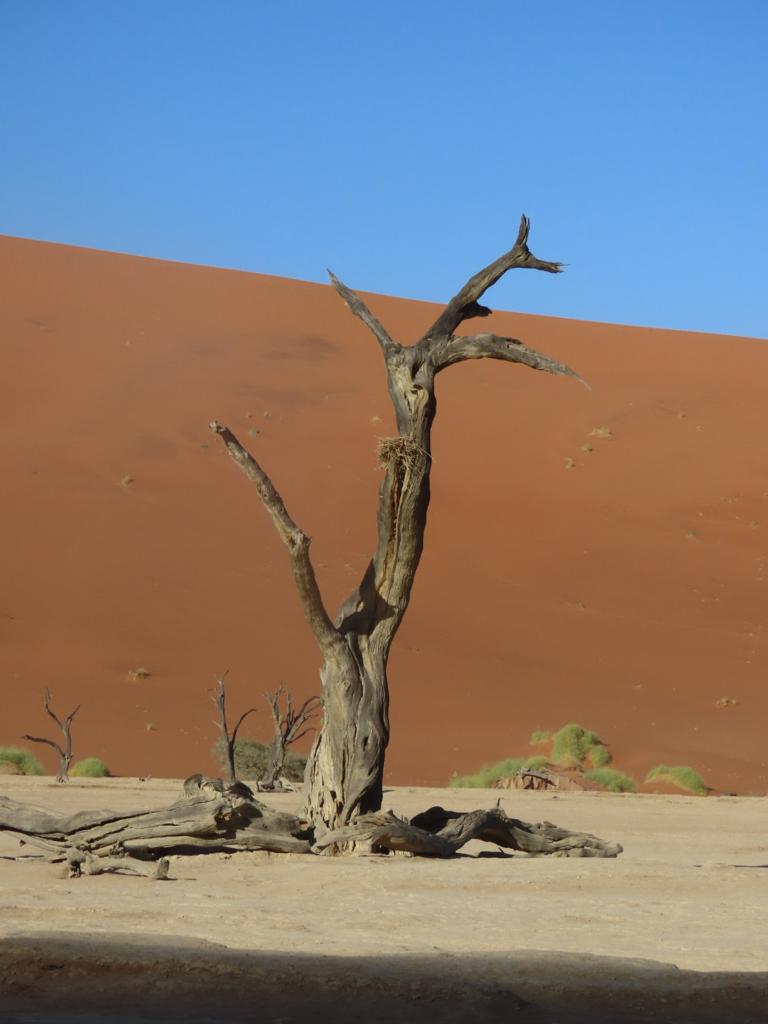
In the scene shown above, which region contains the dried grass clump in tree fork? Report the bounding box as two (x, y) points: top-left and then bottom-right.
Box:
(376, 436), (430, 471)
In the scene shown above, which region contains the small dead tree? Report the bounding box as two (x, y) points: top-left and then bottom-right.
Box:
(262, 687), (321, 789)
(210, 672), (257, 786)
(22, 689), (80, 783)
(212, 216), (584, 832)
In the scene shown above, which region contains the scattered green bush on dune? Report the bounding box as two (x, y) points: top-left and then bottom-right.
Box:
(70, 757), (111, 778)
(450, 755), (550, 788)
(551, 723), (611, 768)
(646, 764), (710, 795)
(587, 744), (613, 768)
(529, 730), (552, 745)
(584, 768), (636, 793)
(0, 746), (44, 775)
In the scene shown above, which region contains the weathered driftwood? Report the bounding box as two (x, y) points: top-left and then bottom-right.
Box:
(64, 848), (170, 880)
(212, 216), (584, 833)
(0, 776), (310, 871)
(314, 806), (622, 858)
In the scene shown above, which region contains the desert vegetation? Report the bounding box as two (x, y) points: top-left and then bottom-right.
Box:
(646, 764), (710, 795)
(70, 757), (110, 778)
(0, 747), (43, 776)
(452, 722), (625, 791)
(450, 755), (549, 788)
(584, 768), (636, 793)
(451, 723), (716, 797)
(530, 730), (552, 745)
(550, 723), (611, 768)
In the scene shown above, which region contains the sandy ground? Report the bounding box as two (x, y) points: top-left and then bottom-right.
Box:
(2, 235), (768, 796)
(1, 778), (766, 1022)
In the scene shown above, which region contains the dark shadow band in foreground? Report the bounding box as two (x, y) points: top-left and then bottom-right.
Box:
(1, 933), (766, 1024)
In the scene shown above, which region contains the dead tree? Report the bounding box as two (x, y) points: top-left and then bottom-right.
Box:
(22, 689), (80, 783)
(212, 216), (583, 832)
(262, 687), (321, 789)
(210, 673), (257, 786)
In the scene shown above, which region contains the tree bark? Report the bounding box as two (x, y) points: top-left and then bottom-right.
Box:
(213, 216), (582, 834)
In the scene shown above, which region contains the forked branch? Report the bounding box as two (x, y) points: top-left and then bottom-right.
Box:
(420, 214), (563, 342)
(209, 422), (341, 655)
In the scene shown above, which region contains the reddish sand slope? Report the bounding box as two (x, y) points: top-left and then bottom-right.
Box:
(1, 236), (767, 793)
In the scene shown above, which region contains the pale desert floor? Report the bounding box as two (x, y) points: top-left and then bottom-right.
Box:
(0, 777), (766, 1023)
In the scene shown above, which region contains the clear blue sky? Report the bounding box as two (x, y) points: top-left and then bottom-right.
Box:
(2, 1), (766, 337)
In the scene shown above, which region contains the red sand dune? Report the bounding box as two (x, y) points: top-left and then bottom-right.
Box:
(2, 236), (767, 794)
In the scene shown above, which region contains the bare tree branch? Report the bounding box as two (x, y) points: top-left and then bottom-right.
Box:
(21, 735), (64, 757)
(210, 673), (257, 786)
(262, 686), (322, 789)
(432, 332), (587, 386)
(42, 692), (64, 733)
(209, 422), (341, 655)
(420, 214), (563, 342)
(23, 690), (80, 782)
(231, 708), (257, 743)
(327, 271), (399, 356)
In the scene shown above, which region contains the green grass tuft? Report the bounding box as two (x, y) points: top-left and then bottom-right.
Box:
(645, 764), (710, 795)
(587, 745), (613, 768)
(551, 723), (609, 768)
(449, 755), (551, 788)
(0, 746), (44, 775)
(529, 730), (552, 745)
(71, 757), (111, 778)
(521, 755), (550, 771)
(584, 768), (636, 792)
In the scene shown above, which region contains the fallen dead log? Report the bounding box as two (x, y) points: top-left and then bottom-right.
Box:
(0, 777), (309, 870)
(315, 805), (623, 858)
(1, 778), (622, 872)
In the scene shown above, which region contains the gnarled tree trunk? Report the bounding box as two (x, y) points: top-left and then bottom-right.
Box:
(212, 216), (582, 833)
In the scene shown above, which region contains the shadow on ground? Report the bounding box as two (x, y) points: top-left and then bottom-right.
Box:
(1, 933), (766, 1024)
